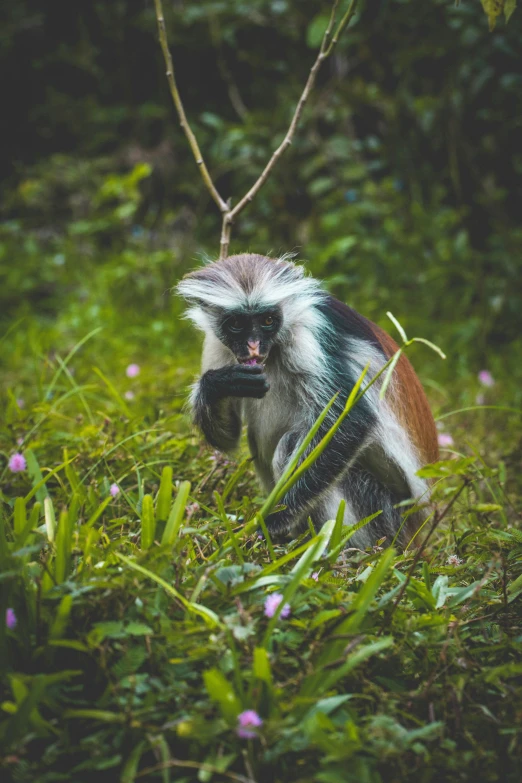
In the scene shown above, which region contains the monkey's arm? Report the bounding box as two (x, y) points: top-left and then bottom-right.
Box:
(265, 399), (376, 537)
(192, 365), (269, 453)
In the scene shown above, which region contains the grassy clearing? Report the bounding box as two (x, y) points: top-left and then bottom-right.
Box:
(1, 238), (522, 783)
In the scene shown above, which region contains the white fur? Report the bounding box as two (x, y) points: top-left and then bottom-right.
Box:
(179, 254), (431, 542)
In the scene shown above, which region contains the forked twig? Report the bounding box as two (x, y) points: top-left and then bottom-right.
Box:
(153, 0), (360, 259)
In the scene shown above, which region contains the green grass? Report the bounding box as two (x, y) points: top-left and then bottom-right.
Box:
(1, 237), (522, 783)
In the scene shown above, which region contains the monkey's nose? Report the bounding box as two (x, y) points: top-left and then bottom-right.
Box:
(247, 340), (260, 357)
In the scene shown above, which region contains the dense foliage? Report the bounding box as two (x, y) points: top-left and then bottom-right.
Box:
(1, 1), (521, 781)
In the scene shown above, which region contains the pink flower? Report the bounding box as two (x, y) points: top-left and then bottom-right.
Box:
(124, 390), (135, 401)
(237, 710), (263, 739)
(438, 433), (454, 448)
(475, 393), (485, 406)
(16, 399), (25, 409)
(6, 608), (17, 629)
(126, 363), (140, 378)
(478, 370), (494, 387)
(109, 483), (120, 497)
(8, 453), (26, 473)
(311, 572), (320, 581)
(447, 554), (463, 566)
(264, 593), (291, 619)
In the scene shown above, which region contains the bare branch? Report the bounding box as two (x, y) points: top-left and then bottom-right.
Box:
(227, 0), (356, 224)
(153, 0), (228, 214)
(324, 0), (359, 57)
(154, 0), (360, 260)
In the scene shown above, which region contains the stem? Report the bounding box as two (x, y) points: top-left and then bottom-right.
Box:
(154, 0), (360, 257)
(387, 480), (470, 620)
(153, 0), (228, 215)
(228, 0), (353, 223)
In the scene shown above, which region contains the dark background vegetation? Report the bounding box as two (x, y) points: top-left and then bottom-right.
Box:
(1, 1), (521, 782)
(2, 0), (522, 375)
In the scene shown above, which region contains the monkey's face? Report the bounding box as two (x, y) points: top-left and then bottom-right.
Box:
(219, 309), (282, 366)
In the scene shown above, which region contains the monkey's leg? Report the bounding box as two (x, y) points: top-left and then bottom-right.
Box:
(265, 400), (376, 538)
(339, 467), (405, 549)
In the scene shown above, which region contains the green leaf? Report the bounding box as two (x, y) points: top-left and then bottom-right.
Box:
(481, 0), (504, 30)
(307, 14), (330, 48)
(470, 503), (503, 513)
(49, 594), (73, 639)
(162, 481), (191, 546)
(330, 498), (346, 553)
(386, 311), (408, 343)
(13, 497), (26, 537)
(121, 740), (146, 783)
(507, 572), (522, 602)
(140, 494), (156, 550)
(504, 0), (517, 21)
(300, 638), (394, 700)
(124, 622), (153, 636)
(25, 449), (49, 503)
(44, 496), (56, 543)
(54, 510), (73, 584)
(114, 552), (221, 627)
(156, 466), (173, 521)
(253, 647), (272, 685)
(203, 669), (241, 723)
(417, 457), (476, 478)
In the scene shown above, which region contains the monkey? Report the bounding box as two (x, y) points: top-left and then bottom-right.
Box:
(177, 253), (439, 549)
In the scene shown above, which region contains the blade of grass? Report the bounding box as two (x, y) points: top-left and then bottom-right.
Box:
(162, 481), (191, 546)
(330, 499), (346, 553)
(24, 455), (75, 503)
(92, 366), (132, 417)
(156, 466), (173, 521)
(275, 364), (369, 502)
(114, 552), (221, 627)
(214, 491), (244, 564)
(54, 510), (73, 584)
(261, 518), (335, 649)
(140, 495), (156, 550)
(44, 497), (57, 543)
(45, 326), (103, 400)
(14, 497), (26, 537)
(300, 637), (393, 700)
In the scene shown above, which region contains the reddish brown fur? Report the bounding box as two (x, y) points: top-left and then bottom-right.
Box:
(371, 324), (439, 465)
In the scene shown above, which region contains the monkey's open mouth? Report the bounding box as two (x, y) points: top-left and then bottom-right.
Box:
(239, 357), (265, 366)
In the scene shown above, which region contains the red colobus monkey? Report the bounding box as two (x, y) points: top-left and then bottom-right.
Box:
(178, 253), (438, 547)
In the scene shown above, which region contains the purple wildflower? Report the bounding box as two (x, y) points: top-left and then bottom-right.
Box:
(6, 608), (17, 629)
(109, 483), (120, 497)
(8, 453), (26, 473)
(124, 390), (135, 401)
(475, 393), (485, 406)
(478, 370), (494, 387)
(264, 593), (291, 619)
(438, 433), (454, 448)
(237, 710), (263, 739)
(311, 572), (320, 582)
(16, 399), (25, 409)
(126, 363), (140, 378)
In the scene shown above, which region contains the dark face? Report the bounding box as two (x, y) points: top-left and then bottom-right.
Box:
(219, 309), (282, 365)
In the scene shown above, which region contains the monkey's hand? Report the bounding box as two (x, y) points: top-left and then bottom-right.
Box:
(201, 365), (270, 402)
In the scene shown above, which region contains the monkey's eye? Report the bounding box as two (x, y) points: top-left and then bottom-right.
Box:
(226, 316), (246, 334)
(262, 314), (276, 329)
